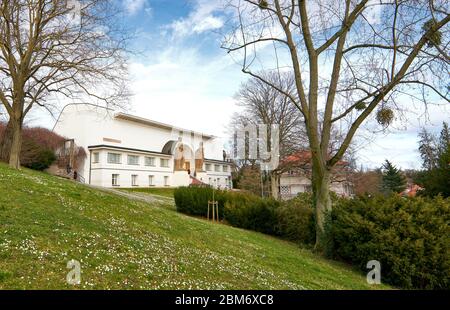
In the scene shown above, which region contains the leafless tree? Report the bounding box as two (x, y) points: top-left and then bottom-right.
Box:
(0, 0), (130, 168)
(222, 0), (449, 251)
(230, 71), (307, 198)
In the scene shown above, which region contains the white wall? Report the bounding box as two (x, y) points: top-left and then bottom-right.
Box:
(53, 105), (232, 188)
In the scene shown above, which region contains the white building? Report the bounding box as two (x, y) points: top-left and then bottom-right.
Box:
(278, 151), (353, 199)
(53, 105), (233, 189)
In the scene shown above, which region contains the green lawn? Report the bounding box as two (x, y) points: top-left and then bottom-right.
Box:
(0, 163), (391, 289)
(121, 187), (175, 198)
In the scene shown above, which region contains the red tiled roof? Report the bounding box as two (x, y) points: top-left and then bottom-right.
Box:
(282, 150), (348, 166)
(190, 176), (204, 185)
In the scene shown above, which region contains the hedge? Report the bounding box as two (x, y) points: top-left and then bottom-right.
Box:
(174, 187), (313, 240)
(327, 194), (450, 289)
(224, 192), (279, 235)
(275, 194), (316, 245)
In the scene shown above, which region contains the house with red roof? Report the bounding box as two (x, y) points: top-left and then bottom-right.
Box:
(278, 150), (353, 199)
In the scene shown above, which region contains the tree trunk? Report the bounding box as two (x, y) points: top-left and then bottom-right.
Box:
(312, 165), (332, 253)
(8, 118), (22, 169)
(0, 120), (13, 162)
(270, 172), (279, 200)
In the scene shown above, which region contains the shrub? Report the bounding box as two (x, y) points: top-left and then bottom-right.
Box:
(0, 122), (65, 170)
(173, 186), (227, 219)
(22, 143), (56, 171)
(275, 193), (315, 245)
(327, 194), (450, 289)
(224, 192), (279, 235)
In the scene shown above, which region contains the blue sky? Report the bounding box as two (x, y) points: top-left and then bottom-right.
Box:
(23, 0), (449, 170)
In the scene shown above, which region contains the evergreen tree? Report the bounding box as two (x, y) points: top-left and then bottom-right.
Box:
(381, 160), (407, 194)
(418, 128), (438, 170)
(415, 122), (450, 198)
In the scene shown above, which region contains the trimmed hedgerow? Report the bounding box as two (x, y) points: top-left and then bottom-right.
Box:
(173, 186), (227, 219)
(275, 193), (315, 245)
(327, 194), (450, 289)
(224, 192), (279, 235)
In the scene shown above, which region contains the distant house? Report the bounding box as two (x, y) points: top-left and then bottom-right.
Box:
(278, 151), (353, 200)
(402, 183), (423, 197)
(53, 105), (232, 189)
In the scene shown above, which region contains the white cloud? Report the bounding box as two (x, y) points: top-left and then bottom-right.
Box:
(127, 47), (244, 140)
(123, 0), (146, 16)
(165, 0), (225, 37)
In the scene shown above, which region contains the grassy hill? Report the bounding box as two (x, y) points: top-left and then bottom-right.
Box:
(0, 163), (390, 289)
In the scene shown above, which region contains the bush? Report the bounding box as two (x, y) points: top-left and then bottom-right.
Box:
(20, 139), (57, 171)
(173, 186), (227, 219)
(0, 122), (64, 170)
(224, 192), (279, 235)
(275, 193), (315, 245)
(327, 194), (450, 289)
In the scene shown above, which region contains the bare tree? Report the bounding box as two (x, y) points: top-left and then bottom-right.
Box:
(230, 71), (307, 198)
(0, 0), (129, 168)
(222, 0), (449, 251)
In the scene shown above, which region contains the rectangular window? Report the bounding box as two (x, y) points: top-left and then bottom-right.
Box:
(127, 155), (139, 165)
(205, 163), (211, 171)
(145, 156), (155, 166)
(223, 165), (228, 172)
(93, 152), (100, 163)
(112, 174), (119, 186)
(148, 175), (154, 186)
(160, 158), (169, 168)
(131, 175), (138, 186)
(164, 176), (169, 186)
(214, 165), (221, 172)
(107, 153), (121, 164)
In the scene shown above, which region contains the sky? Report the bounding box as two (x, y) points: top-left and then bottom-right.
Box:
(24, 0), (450, 170)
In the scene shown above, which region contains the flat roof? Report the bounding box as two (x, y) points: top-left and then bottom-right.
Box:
(114, 112), (215, 140)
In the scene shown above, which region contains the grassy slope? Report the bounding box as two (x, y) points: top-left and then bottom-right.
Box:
(0, 163), (390, 289)
(121, 187), (175, 198)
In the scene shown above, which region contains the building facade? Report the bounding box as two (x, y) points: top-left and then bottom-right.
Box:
(53, 105), (232, 189)
(278, 151), (353, 200)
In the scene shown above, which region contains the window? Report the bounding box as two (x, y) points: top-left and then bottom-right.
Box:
(127, 155), (139, 165)
(223, 165), (228, 172)
(148, 175), (154, 186)
(214, 164), (221, 172)
(112, 174), (119, 186)
(107, 153), (121, 164)
(145, 156), (155, 166)
(92, 152), (100, 163)
(131, 175), (138, 186)
(164, 176), (169, 186)
(205, 164), (211, 171)
(160, 158), (169, 168)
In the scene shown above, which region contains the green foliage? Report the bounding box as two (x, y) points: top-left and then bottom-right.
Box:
(275, 193), (315, 245)
(174, 187), (316, 245)
(327, 194), (450, 289)
(21, 140), (56, 171)
(415, 122), (450, 198)
(381, 160), (406, 194)
(224, 192), (279, 235)
(173, 186), (227, 219)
